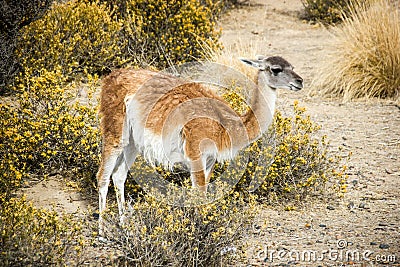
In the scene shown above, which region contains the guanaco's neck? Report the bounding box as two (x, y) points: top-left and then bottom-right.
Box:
(241, 71), (276, 142)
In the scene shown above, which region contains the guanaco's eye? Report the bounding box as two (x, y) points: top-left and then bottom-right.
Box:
(270, 66), (283, 75)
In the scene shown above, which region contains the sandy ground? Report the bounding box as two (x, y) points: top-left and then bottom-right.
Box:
(22, 0), (399, 266)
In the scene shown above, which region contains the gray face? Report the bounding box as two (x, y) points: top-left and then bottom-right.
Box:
(240, 56), (304, 91)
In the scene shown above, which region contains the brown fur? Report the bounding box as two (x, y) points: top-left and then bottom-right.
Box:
(97, 68), (259, 190)
(99, 69), (154, 149)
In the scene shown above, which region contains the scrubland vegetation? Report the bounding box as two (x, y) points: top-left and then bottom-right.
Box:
(301, 0), (352, 24)
(311, 0), (400, 101)
(2, 0), (396, 265)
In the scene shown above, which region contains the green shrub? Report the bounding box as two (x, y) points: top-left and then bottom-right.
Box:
(0, 34), (19, 93)
(1, 0), (224, 92)
(312, 0), (400, 100)
(0, 197), (86, 266)
(16, 0), (126, 80)
(103, 191), (257, 266)
(301, 0), (352, 24)
(0, 68), (100, 200)
(215, 0), (250, 9)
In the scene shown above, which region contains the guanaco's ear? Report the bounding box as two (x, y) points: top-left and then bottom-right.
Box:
(239, 57), (267, 71)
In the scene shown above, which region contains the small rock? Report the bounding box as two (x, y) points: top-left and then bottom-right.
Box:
(347, 202), (355, 210)
(352, 179), (358, 186)
(319, 224), (327, 228)
(359, 202), (367, 209)
(378, 223), (388, 227)
(385, 168), (393, 174)
(305, 223), (311, 228)
(92, 212), (99, 219)
(379, 244), (390, 249)
(370, 242), (377, 246)
(327, 205), (335, 210)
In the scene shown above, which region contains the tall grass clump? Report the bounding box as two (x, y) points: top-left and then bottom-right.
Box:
(313, 0), (400, 101)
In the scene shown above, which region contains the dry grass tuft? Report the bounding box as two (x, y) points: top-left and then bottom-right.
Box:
(312, 0), (400, 101)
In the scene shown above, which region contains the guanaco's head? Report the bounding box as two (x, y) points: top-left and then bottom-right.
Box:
(240, 55), (303, 91)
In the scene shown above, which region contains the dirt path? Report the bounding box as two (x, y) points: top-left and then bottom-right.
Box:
(220, 0), (399, 266)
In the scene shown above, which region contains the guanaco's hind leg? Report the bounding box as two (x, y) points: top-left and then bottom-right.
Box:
(189, 155), (216, 193)
(97, 147), (122, 237)
(111, 142), (137, 225)
(189, 159), (206, 192)
(97, 141), (137, 238)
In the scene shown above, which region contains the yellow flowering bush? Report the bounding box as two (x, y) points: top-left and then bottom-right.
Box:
(301, 0), (352, 24)
(244, 102), (347, 202)
(107, 0), (222, 69)
(0, 197), (86, 266)
(0, 68), (100, 200)
(7, 0), (222, 88)
(103, 191), (257, 265)
(16, 0), (125, 80)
